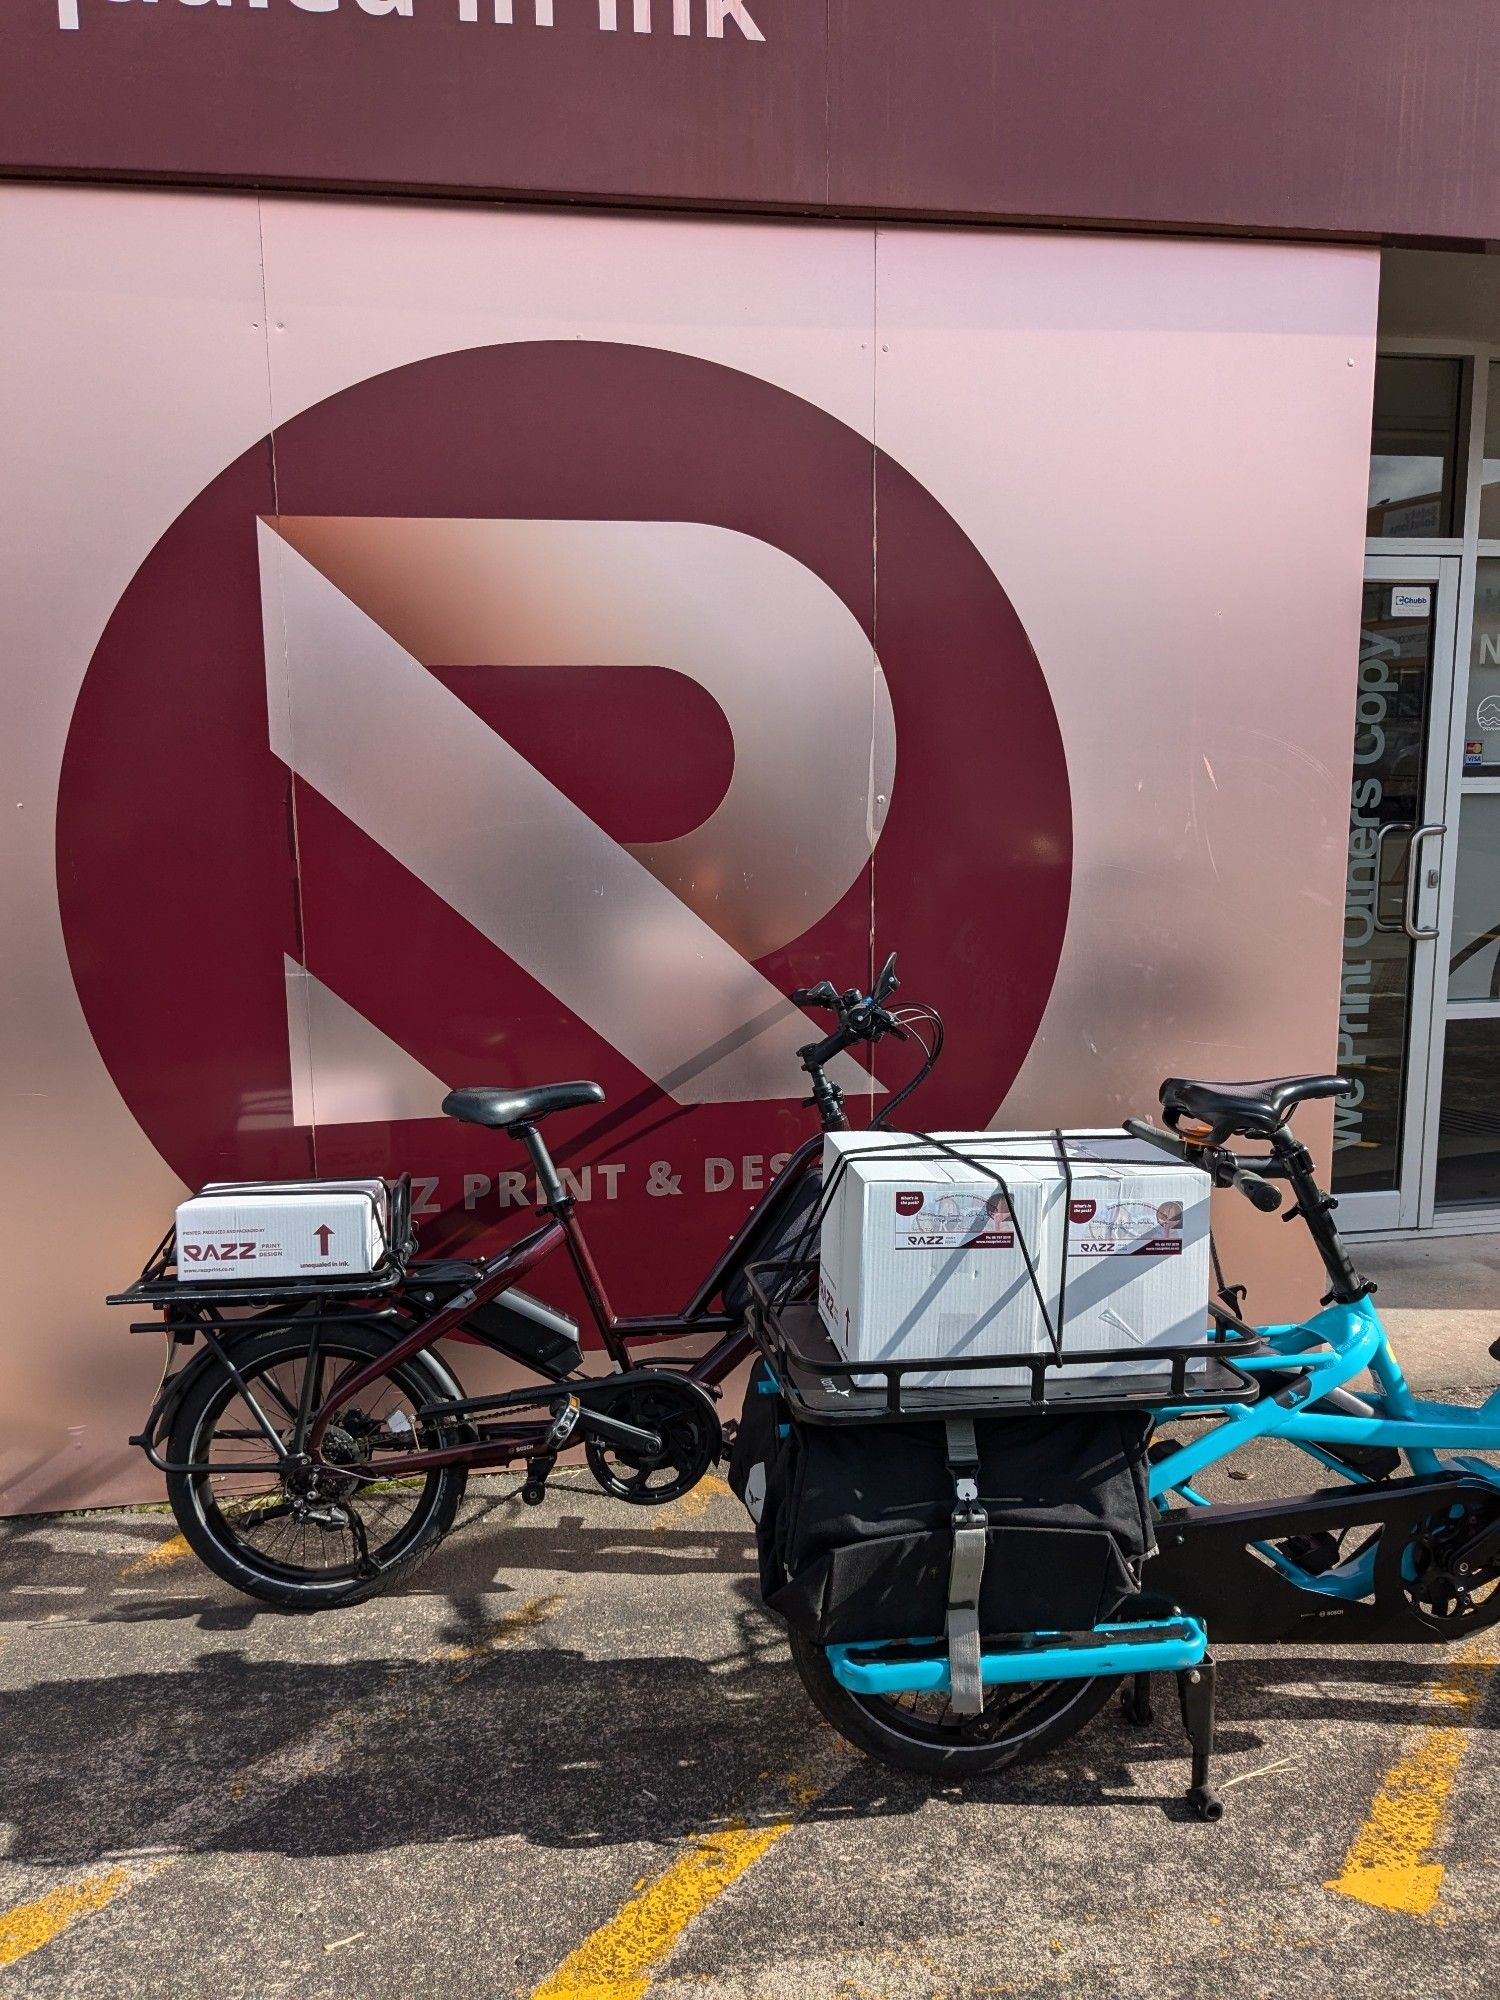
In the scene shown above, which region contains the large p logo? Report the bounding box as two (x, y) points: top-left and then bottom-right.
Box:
(262, 516), (892, 1110)
(59, 341), (1069, 1290)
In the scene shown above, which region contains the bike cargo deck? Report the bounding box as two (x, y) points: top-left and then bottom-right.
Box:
(745, 1262), (1261, 1421)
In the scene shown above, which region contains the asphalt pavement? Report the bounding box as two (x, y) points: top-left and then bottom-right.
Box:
(0, 1444), (1496, 1999)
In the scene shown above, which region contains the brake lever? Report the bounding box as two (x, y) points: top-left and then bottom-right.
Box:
(790, 980), (840, 1010)
(869, 1007), (909, 1041)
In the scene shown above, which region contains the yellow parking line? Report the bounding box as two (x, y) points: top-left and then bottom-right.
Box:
(649, 1474), (733, 1530)
(530, 1760), (836, 2000)
(1326, 1642), (1496, 1915)
(0, 1867), (133, 1968)
(0, 1596), (562, 1972)
(531, 1820), (790, 2000)
(118, 1532), (192, 1578)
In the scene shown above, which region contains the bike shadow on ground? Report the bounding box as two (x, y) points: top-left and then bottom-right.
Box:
(6, 1550), (1483, 1870)
(0, 1617), (1267, 1869)
(0, 1483), (763, 1628)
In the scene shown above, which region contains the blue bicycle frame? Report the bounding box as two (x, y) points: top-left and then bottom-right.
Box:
(1148, 1292), (1500, 1607)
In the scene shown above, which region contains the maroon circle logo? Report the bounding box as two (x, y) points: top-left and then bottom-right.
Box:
(58, 342), (1069, 1296)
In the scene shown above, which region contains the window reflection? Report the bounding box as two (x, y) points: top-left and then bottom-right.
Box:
(1367, 357), (1462, 538)
(1449, 795), (1500, 1003)
(1480, 361), (1500, 538)
(1466, 558), (1500, 775)
(1436, 1017), (1500, 1205)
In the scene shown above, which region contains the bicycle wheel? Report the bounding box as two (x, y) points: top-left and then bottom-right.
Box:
(165, 1320), (468, 1611)
(788, 1630), (1120, 1779)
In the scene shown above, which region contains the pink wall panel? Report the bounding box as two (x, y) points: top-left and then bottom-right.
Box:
(1, 187), (1378, 1510)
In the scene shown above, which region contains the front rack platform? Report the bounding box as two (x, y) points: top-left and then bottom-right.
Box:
(746, 1263), (1263, 1423)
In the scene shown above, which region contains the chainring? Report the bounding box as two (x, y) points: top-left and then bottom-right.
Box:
(582, 1374), (722, 1507)
(1382, 1495), (1500, 1636)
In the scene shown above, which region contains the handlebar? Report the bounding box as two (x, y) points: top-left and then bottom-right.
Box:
(791, 956), (907, 1060)
(1123, 1118), (1283, 1213)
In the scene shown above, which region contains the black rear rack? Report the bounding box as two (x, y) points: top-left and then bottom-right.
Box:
(744, 1261), (1264, 1423)
(106, 1177), (414, 1311)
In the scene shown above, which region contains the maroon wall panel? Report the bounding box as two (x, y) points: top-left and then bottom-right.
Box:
(8, 0), (1500, 242)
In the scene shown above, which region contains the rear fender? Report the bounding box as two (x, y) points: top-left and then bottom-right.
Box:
(135, 1317), (468, 1459)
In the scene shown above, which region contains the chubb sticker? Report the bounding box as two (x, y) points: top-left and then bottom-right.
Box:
(893, 1189), (1014, 1250)
(1067, 1197), (1184, 1256)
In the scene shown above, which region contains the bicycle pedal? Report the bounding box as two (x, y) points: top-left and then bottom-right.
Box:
(521, 1449), (558, 1507)
(544, 1395), (583, 1451)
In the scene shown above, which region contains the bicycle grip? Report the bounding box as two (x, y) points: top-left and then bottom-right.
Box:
(1233, 1170), (1282, 1214)
(791, 980), (840, 1010)
(1123, 1117), (1189, 1160)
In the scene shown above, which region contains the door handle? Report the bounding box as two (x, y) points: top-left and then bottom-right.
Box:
(1371, 821), (1414, 934)
(1403, 823), (1446, 941)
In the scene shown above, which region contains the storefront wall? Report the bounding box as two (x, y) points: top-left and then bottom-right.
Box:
(1315, 251), (1500, 1233)
(0, 184), (1377, 1511)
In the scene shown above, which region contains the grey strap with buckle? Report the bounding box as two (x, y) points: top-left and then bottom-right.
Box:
(944, 1416), (988, 1716)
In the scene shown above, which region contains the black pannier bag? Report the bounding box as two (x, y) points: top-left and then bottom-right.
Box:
(730, 1367), (1155, 1646)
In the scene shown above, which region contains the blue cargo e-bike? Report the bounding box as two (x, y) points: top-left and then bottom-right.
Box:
(758, 1042), (1500, 1817)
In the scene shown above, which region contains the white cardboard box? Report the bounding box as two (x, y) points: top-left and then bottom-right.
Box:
(817, 1132), (1060, 1390)
(176, 1179), (394, 1282)
(818, 1131), (1211, 1388)
(931, 1133), (1212, 1375)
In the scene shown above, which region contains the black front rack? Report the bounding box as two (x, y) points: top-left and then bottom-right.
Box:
(744, 1261), (1264, 1423)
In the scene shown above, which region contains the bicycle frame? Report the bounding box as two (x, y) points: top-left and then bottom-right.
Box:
(291, 1132), (827, 1477)
(1147, 1295), (1500, 1612)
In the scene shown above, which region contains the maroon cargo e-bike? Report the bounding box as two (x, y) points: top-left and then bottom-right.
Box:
(115, 957), (924, 1609)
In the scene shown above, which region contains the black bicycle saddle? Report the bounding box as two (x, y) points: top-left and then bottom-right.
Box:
(1160, 1073), (1350, 1144)
(441, 1081), (604, 1132)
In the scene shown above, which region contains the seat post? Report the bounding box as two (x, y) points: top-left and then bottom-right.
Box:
(512, 1123), (569, 1214)
(1272, 1128), (1371, 1307)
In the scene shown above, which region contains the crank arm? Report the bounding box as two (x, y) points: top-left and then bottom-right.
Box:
(580, 1409), (665, 1453)
(543, 1396), (663, 1455)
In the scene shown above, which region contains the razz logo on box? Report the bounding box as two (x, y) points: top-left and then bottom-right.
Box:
(893, 1188), (1014, 1250)
(1067, 1196), (1185, 1256)
(181, 1240), (257, 1265)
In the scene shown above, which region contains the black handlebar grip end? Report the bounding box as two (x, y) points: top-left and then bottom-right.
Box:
(1238, 1175), (1283, 1214)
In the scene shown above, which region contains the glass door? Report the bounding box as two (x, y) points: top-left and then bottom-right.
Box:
(1429, 558), (1500, 1211)
(1333, 557), (1458, 1230)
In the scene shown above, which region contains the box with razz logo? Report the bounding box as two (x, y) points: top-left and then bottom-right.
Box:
(818, 1131), (1211, 1388)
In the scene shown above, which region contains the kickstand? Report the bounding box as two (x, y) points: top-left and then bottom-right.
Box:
(1122, 1671), (1153, 1728)
(330, 1500), (378, 1582)
(1176, 1654), (1224, 1821)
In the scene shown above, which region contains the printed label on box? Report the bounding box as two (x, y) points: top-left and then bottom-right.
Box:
(893, 1187), (1014, 1249)
(1067, 1196), (1185, 1256)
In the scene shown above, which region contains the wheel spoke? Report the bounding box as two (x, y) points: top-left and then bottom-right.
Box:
(188, 1337), (451, 1585)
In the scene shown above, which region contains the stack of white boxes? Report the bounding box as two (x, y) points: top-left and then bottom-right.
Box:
(175, 1179), (396, 1282)
(816, 1131), (1211, 1390)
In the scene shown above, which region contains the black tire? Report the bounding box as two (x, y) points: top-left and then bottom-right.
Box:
(788, 1629), (1121, 1779)
(165, 1321), (468, 1611)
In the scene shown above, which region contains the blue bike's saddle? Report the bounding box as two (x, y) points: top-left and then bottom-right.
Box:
(1160, 1073), (1350, 1143)
(442, 1081), (604, 1131)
